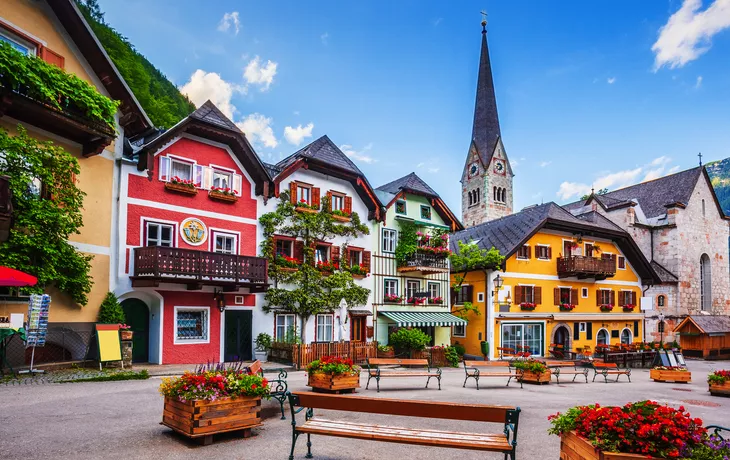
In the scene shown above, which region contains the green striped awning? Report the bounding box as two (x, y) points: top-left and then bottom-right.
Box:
(379, 311), (467, 327)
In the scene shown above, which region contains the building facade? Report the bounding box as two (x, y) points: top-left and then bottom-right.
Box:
(0, 0), (151, 361)
(372, 173), (464, 346)
(450, 203), (659, 359)
(461, 20), (514, 228)
(115, 101), (270, 364)
(564, 167), (730, 343)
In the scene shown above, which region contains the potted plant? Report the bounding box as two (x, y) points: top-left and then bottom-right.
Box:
(708, 370), (730, 396)
(389, 327), (430, 358)
(377, 345), (395, 358)
(650, 366), (691, 383)
(429, 296), (444, 305)
(622, 303), (636, 312)
(159, 362), (270, 444)
(383, 294), (403, 304)
(209, 186), (238, 202)
(254, 333), (272, 362)
(559, 303), (575, 312)
(548, 400), (722, 459)
(599, 304), (614, 312)
(520, 302), (536, 311)
(119, 324), (133, 341)
(513, 358), (550, 384)
(307, 356), (360, 393)
(165, 176), (197, 195)
(407, 296), (427, 305)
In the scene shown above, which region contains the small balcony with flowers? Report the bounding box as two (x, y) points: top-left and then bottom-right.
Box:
(0, 42), (117, 156)
(396, 230), (451, 276)
(557, 242), (616, 280)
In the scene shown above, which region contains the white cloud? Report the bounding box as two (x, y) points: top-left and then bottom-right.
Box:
(243, 56), (278, 91)
(433, 18), (443, 26)
(321, 32), (329, 45)
(218, 12), (240, 35)
(652, 0), (730, 70)
(416, 162), (425, 168)
(237, 113), (278, 148)
(607, 77), (616, 84)
(428, 167), (440, 173)
(283, 123), (314, 146)
(180, 69), (244, 119)
(556, 156), (678, 200)
(540, 161), (552, 167)
(695, 75), (704, 88)
(340, 143), (375, 164)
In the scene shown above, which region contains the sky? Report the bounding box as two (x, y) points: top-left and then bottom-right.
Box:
(97, 0), (730, 213)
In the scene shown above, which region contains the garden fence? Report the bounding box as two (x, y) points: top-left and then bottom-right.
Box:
(270, 341), (378, 370)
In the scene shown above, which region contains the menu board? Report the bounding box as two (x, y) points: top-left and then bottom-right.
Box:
(26, 294), (50, 347)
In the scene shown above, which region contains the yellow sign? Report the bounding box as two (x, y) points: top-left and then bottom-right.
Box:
(181, 218), (207, 246)
(96, 324), (122, 363)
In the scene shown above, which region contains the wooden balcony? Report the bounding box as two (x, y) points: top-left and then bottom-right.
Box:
(557, 255), (616, 280)
(397, 251), (449, 275)
(131, 246), (269, 291)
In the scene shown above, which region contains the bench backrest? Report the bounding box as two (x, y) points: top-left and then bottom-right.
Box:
(546, 361), (576, 367)
(464, 360), (510, 368)
(289, 392), (517, 423)
(367, 358), (429, 367)
(593, 362), (618, 369)
(247, 360), (262, 375)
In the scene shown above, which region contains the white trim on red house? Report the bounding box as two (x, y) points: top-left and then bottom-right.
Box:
(127, 197), (258, 226)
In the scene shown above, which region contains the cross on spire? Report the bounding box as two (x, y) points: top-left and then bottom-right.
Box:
(698, 152), (703, 166)
(480, 11), (488, 31)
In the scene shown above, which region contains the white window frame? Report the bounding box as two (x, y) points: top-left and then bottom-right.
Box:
(620, 328), (632, 345)
(382, 228), (397, 253)
(315, 244), (330, 264)
(427, 282), (441, 301)
(174, 306), (210, 344)
(518, 284), (535, 304)
(477, 292), (485, 303)
(275, 313), (296, 340)
(169, 156), (195, 182)
(0, 27), (37, 55)
(617, 256), (626, 270)
(596, 328), (610, 346)
(145, 221), (175, 247)
(316, 314), (334, 342)
(453, 323), (466, 338)
(384, 279), (399, 297)
(211, 166), (234, 190)
(581, 287), (588, 298)
(348, 249), (363, 267)
(535, 244), (550, 260)
(406, 280), (421, 299)
(500, 321), (546, 357)
(599, 288), (612, 305)
(211, 230), (238, 255)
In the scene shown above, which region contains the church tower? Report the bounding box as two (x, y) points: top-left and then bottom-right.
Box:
(461, 17), (513, 228)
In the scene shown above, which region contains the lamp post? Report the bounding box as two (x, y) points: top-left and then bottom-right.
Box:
(491, 274), (503, 298)
(658, 312), (665, 345)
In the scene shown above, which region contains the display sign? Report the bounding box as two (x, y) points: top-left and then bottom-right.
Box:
(640, 296), (653, 311)
(96, 324), (123, 365)
(413, 291), (431, 298)
(26, 294), (50, 347)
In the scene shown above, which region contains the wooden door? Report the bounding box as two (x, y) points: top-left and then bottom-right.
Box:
(350, 316), (366, 342)
(121, 299), (149, 363)
(224, 310), (252, 361)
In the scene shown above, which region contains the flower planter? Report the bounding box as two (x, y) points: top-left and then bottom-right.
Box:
(164, 182), (197, 195)
(120, 330), (133, 341)
(295, 206), (318, 214)
(162, 395), (262, 445)
(520, 307), (537, 312)
(377, 350), (395, 358)
(278, 267), (299, 273)
(351, 273), (367, 279)
(307, 373), (360, 394)
(332, 215), (351, 222)
(518, 369), (551, 385)
(208, 190), (238, 203)
(709, 380), (730, 396)
(560, 431), (651, 460)
(650, 368), (691, 383)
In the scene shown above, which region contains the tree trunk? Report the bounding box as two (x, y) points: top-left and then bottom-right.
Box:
(300, 315), (308, 343)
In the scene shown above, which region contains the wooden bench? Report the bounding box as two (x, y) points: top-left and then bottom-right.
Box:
(463, 360), (522, 389)
(366, 358), (441, 392)
(286, 392), (520, 459)
(248, 360), (289, 419)
(592, 362), (631, 383)
(545, 361), (589, 384)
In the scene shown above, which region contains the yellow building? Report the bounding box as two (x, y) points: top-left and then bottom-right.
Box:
(450, 203), (659, 359)
(0, 1), (150, 332)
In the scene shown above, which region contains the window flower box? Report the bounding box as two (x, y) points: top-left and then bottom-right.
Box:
(295, 199), (319, 214)
(306, 356), (360, 394)
(520, 302), (536, 311)
(347, 264), (369, 279)
(383, 294), (403, 304)
(332, 210), (352, 222)
(708, 370), (730, 396)
(407, 297), (427, 306)
(622, 304), (636, 312)
(559, 303), (575, 312)
(165, 180), (197, 195)
(429, 296), (444, 305)
(599, 304), (614, 312)
(650, 367), (691, 383)
(209, 188), (238, 203)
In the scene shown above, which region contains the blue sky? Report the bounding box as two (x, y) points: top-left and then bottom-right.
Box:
(98, 0), (730, 213)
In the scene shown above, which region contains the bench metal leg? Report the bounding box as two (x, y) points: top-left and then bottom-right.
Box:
(426, 376), (431, 389)
(289, 432), (300, 460)
(476, 376), (480, 390)
(592, 371), (597, 382)
(437, 376), (441, 390)
(366, 374), (371, 390)
(463, 375), (468, 388)
(376, 377), (380, 393)
(305, 433), (313, 459)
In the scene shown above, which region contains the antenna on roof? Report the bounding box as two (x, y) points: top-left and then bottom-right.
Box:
(480, 10), (488, 32)
(698, 152), (703, 166)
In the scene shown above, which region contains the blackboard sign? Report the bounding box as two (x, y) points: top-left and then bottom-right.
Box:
(413, 291), (431, 298)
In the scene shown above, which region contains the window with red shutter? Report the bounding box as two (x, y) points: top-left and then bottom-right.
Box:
(40, 47), (65, 68)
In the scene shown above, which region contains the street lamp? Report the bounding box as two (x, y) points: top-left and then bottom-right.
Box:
(491, 274), (503, 298)
(658, 312), (665, 344)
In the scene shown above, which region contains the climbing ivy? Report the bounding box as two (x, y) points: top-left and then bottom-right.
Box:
(449, 240), (505, 320)
(394, 220), (419, 267)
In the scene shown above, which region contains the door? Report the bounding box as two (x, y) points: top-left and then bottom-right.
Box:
(121, 299), (149, 363)
(224, 310), (252, 362)
(350, 316), (366, 342)
(563, 241), (573, 258)
(554, 325), (569, 347)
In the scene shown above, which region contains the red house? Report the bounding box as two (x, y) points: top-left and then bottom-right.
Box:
(116, 101), (271, 364)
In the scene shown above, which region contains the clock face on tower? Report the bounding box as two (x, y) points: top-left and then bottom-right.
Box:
(469, 162), (479, 177)
(493, 160), (505, 175)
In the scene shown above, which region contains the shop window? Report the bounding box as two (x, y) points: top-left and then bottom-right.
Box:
(175, 307), (209, 343)
(501, 323), (544, 356)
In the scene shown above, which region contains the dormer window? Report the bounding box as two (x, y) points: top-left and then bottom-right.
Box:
(395, 200), (406, 215)
(212, 169), (232, 189)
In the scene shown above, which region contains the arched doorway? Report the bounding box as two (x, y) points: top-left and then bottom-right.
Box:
(121, 299), (149, 362)
(596, 328), (609, 346)
(620, 328), (632, 345)
(700, 254), (711, 311)
(553, 324), (571, 349)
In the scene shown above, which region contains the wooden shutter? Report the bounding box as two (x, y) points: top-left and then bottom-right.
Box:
(159, 156), (170, 181)
(203, 166), (214, 190)
(362, 251), (371, 271)
(571, 288), (579, 305)
(596, 289), (601, 306)
(326, 191), (333, 210)
(634, 321), (639, 337)
(527, 246), (532, 259)
(618, 291), (625, 307)
(586, 322), (593, 340)
(232, 174), (243, 196)
(450, 287), (457, 305)
(514, 286), (523, 305)
(331, 246), (340, 265)
(534, 286), (542, 305)
(193, 164), (204, 188)
(293, 241), (304, 262)
(40, 47), (65, 69)
(547, 247), (552, 259)
(631, 291), (637, 305)
(553, 288), (560, 305)
(467, 285), (474, 303)
(289, 181), (297, 204)
(312, 187), (321, 210)
(344, 196), (352, 214)
(574, 323), (580, 340)
(609, 290), (615, 306)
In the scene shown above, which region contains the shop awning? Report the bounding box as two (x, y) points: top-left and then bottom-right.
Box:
(379, 311), (467, 327)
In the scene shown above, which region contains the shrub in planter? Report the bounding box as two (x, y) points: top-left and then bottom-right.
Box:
(389, 328), (430, 356)
(708, 370), (730, 385)
(98, 292), (125, 324)
(444, 346), (460, 368)
(307, 356), (361, 392)
(452, 341), (466, 357)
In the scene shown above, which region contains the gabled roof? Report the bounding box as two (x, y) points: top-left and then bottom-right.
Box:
(650, 261), (678, 284)
(276, 135), (363, 176)
(136, 100), (271, 195)
(564, 167), (709, 219)
(450, 202), (659, 282)
(48, 0), (152, 136)
(674, 315), (730, 334)
(471, 23), (501, 167)
(376, 172), (440, 197)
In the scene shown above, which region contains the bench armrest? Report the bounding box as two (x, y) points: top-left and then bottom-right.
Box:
(260, 367), (288, 380)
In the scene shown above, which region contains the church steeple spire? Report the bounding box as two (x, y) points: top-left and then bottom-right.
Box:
(471, 15), (501, 165)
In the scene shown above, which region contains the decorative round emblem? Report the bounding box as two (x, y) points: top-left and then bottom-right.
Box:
(180, 218), (207, 246)
(469, 163), (478, 176)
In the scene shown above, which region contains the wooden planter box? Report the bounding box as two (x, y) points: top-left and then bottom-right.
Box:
(377, 349), (395, 358)
(650, 369), (691, 383)
(295, 206), (318, 214)
(561, 431), (651, 459)
(351, 273), (367, 279)
(332, 215), (351, 223)
(308, 373), (360, 393)
(208, 190), (238, 203)
(164, 182), (197, 195)
(278, 267), (299, 273)
(709, 380), (730, 396)
(162, 395), (262, 445)
(518, 369), (551, 384)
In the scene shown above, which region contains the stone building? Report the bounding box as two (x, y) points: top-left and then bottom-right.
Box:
(461, 20), (514, 228)
(565, 167), (730, 342)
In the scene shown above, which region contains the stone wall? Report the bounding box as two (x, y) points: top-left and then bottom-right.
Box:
(644, 284), (679, 343)
(461, 141), (512, 228)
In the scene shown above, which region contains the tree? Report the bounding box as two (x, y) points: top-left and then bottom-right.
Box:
(449, 241), (504, 319)
(0, 127), (93, 305)
(580, 188), (608, 201)
(98, 292), (125, 324)
(260, 193), (371, 342)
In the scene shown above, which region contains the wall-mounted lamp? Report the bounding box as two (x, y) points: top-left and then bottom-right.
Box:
(491, 274), (504, 298)
(214, 289), (226, 313)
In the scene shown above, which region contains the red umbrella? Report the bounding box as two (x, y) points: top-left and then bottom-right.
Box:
(0, 266), (37, 287)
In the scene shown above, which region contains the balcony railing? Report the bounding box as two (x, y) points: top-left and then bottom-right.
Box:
(557, 255), (616, 280)
(397, 251), (449, 275)
(132, 246), (268, 290)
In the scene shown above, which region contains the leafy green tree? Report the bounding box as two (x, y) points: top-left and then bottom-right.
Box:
(449, 241), (504, 319)
(98, 292), (125, 324)
(0, 127), (93, 304)
(260, 193), (371, 342)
